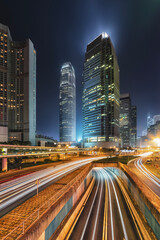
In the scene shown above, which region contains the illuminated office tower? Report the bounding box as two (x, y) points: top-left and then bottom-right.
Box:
(0, 23), (36, 145)
(0, 24), (11, 142)
(59, 62), (76, 142)
(83, 33), (120, 148)
(130, 105), (137, 147)
(120, 93), (131, 147)
(120, 93), (137, 148)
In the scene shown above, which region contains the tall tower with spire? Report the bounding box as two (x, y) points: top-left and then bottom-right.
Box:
(59, 62), (76, 142)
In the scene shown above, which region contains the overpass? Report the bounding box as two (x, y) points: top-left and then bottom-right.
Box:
(0, 145), (98, 171)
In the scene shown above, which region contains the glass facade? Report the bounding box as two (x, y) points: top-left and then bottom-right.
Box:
(59, 62), (76, 142)
(130, 106), (137, 147)
(120, 94), (131, 147)
(120, 94), (137, 147)
(82, 33), (120, 146)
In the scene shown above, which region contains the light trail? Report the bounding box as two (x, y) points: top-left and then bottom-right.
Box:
(101, 169), (114, 240)
(134, 159), (160, 187)
(91, 172), (103, 240)
(80, 171), (100, 240)
(138, 159), (160, 183)
(0, 157), (105, 216)
(102, 169), (128, 240)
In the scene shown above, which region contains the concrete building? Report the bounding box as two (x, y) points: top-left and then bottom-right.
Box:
(0, 23), (36, 145)
(82, 33), (120, 148)
(59, 62), (76, 142)
(120, 93), (137, 148)
(36, 135), (57, 147)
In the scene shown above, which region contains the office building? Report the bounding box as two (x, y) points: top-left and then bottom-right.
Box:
(130, 105), (137, 147)
(0, 23), (36, 145)
(59, 62), (76, 142)
(119, 93), (131, 147)
(120, 93), (137, 148)
(82, 33), (120, 148)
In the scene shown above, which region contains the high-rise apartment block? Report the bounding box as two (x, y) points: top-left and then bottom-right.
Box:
(0, 23), (36, 145)
(82, 33), (120, 148)
(59, 62), (76, 142)
(120, 93), (137, 147)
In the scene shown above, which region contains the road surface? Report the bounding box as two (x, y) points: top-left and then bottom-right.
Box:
(128, 153), (160, 198)
(0, 157), (104, 217)
(69, 168), (141, 240)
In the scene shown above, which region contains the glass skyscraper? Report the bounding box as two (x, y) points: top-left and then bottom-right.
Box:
(59, 62), (76, 142)
(120, 93), (131, 147)
(120, 93), (137, 148)
(83, 33), (120, 147)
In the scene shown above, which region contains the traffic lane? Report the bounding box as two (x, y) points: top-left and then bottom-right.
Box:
(0, 162), (91, 217)
(138, 158), (160, 184)
(0, 158), (105, 217)
(128, 159), (160, 197)
(104, 169), (141, 240)
(69, 171), (105, 240)
(0, 157), (104, 192)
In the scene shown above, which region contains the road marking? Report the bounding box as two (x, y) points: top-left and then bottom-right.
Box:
(102, 179), (108, 240)
(104, 170), (128, 240)
(109, 169), (152, 240)
(91, 173), (103, 240)
(80, 171), (100, 240)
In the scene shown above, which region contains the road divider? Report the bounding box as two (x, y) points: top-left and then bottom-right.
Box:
(55, 177), (95, 240)
(110, 170), (152, 240)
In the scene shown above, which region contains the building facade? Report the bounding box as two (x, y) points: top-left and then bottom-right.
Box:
(120, 93), (131, 148)
(0, 23), (36, 145)
(59, 62), (76, 142)
(82, 33), (120, 148)
(120, 93), (137, 148)
(130, 105), (137, 147)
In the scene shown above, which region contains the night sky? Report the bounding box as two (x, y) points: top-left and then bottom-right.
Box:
(0, 0), (160, 140)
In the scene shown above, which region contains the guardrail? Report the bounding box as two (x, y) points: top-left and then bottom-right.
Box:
(2, 165), (92, 240)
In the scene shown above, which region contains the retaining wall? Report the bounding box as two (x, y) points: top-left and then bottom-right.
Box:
(19, 165), (92, 240)
(108, 165), (160, 239)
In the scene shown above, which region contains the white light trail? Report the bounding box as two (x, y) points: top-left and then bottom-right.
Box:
(103, 169), (128, 240)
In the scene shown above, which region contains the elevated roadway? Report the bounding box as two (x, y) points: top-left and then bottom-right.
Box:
(128, 153), (160, 198)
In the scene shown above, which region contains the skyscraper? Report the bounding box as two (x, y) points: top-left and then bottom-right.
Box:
(130, 106), (137, 147)
(119, 93), (137, 148)
(59, 62), (76, 142)
(0, 23), (36, 145)
(82, 33), (120, 148)
(120, 93), (131, 147)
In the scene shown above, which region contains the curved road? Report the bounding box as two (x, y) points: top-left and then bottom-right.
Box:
(69, 168), (141, 240)
(0, 157), (105, 217)
(128, 153), (160, 198)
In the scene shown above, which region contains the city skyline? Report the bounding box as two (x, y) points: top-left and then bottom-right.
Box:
(0, 0), (160, 141)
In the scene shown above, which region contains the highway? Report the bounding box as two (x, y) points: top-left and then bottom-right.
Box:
(69, 168), (142, 240)
(0, 157), (104, 217)
(128, 153), (160, 198)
